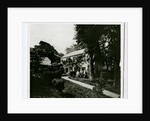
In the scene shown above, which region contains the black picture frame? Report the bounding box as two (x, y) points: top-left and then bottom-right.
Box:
(0, 0), (149, 118)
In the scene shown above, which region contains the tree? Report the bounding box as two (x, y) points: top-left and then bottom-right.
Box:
(37, 41), (60, 63)
(75, 25), (120, 86)
(59, 53), (64, 57)
(30, 47), (42, 74)
(75, 25), (104, 80)
(65, 43), (83, 54)
(102, 25), (120, 86)
(30, 41), (60, 75)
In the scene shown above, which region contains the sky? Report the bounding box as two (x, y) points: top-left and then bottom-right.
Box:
(29, 23), (77, 54)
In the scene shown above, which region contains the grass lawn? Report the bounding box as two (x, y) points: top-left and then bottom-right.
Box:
(30, 77), (63, 98)
(30, 77), (109, 98)
(104, 84), (120, 95)
(63, 80), (109, 98)
(69, 76), (120, 95)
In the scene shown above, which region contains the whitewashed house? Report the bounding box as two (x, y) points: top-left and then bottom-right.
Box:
(61, 49), (90, 76)
(61, 48), (106, 79)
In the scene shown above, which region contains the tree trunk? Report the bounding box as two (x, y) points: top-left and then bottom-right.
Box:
(113, 61), (120, 87)
(89, 54), (94, 80)
(99, 68), (102, 79)
(106, 63), (109, 71)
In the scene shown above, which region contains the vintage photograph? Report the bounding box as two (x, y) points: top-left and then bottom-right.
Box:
(29, 23), (123, 98)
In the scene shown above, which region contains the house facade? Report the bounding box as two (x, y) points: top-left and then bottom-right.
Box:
(61, 48), (107, 78)
(61, 49), (90, 77)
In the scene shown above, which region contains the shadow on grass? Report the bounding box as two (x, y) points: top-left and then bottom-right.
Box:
(30, 77), (110, 98)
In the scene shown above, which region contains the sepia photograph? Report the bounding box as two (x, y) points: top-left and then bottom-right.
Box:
(28, 23), (123, 98)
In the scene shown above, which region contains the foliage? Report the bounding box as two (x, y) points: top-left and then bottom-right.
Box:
(33, 41), (60, 63)
(52, 79), (65, 93)
(41, 63), (64, 80)
(30, 77), (109, 98)
(30, 63), (64, 97)
(74, 25), (104, 79)
(30, 76), (65, 98)
(63, 81), (108, 98)
(59, 53), (64, 57)
(30, 47), (42, 74)
(30, 41), (65, 97)
(30, 41), (61, 77)
(99, 26), (120, 71)
(69, 71), (76, 77)
(65, 43), (83, 54)
(74, 25), (120, 85)
(93, 78), (107, 94)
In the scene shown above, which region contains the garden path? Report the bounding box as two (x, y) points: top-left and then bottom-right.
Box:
(62, 76), (94, 90)
(62, 76), (120, 98)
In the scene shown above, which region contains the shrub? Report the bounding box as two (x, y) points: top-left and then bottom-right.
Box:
(69, 71), (76, 77)
(52, 78), (65, 93)
(93, 78), (107, 95)
(31, 63), (64, 92)
(41, 63), (63, 80)
(102, 71), (114, 80)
